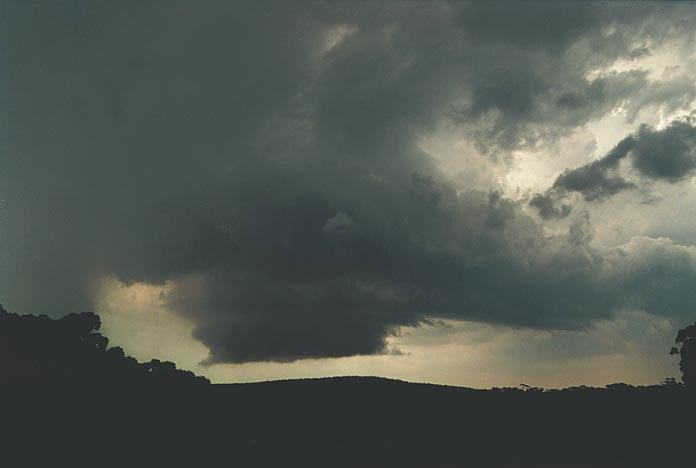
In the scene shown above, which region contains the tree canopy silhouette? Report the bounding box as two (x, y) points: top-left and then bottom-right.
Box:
(0, 304), (208, 386)
(672, 322), (696, 388)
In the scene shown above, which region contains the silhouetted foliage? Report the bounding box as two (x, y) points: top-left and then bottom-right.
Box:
(672, 322), (696, 388)
(0, 304), (208, 386)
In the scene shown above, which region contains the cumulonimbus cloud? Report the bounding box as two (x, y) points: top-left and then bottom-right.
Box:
(2, 2), (696, 363)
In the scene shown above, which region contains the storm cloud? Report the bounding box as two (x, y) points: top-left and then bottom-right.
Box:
(3, 1), (696, 363)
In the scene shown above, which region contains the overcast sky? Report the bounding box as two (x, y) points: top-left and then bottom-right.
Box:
(2, 1), (696, 387)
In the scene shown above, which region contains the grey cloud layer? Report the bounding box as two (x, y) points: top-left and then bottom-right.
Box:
(2, 1), (696, 363)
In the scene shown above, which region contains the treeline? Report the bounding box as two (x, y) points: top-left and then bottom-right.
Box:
(0, 304), (208, 386)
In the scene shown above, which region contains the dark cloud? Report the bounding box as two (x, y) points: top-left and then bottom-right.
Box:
(531, 117), (696, 217)
(529, 192), (572, 220)
(631, 119), (696, 182)
(553, 135), (637, 202)
(2, 1), (696, 363)
(445, 0), (694, 154)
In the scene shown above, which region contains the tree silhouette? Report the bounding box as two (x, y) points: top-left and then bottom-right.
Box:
(0, 304), (208, 386)
(671, 322), (696, 388)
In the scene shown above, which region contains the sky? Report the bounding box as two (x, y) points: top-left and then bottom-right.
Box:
(2, 1), (696, 387)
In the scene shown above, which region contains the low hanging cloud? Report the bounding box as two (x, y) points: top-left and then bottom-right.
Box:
(2, 2), (696, 364)
(531, 117), (696, 219)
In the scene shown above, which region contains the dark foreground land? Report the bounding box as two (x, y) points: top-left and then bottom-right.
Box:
(2, 306), (694, 467)
(8, 377), (694, 467)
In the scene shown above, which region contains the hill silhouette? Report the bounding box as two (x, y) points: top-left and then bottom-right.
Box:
(1, 305), (694, 467)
